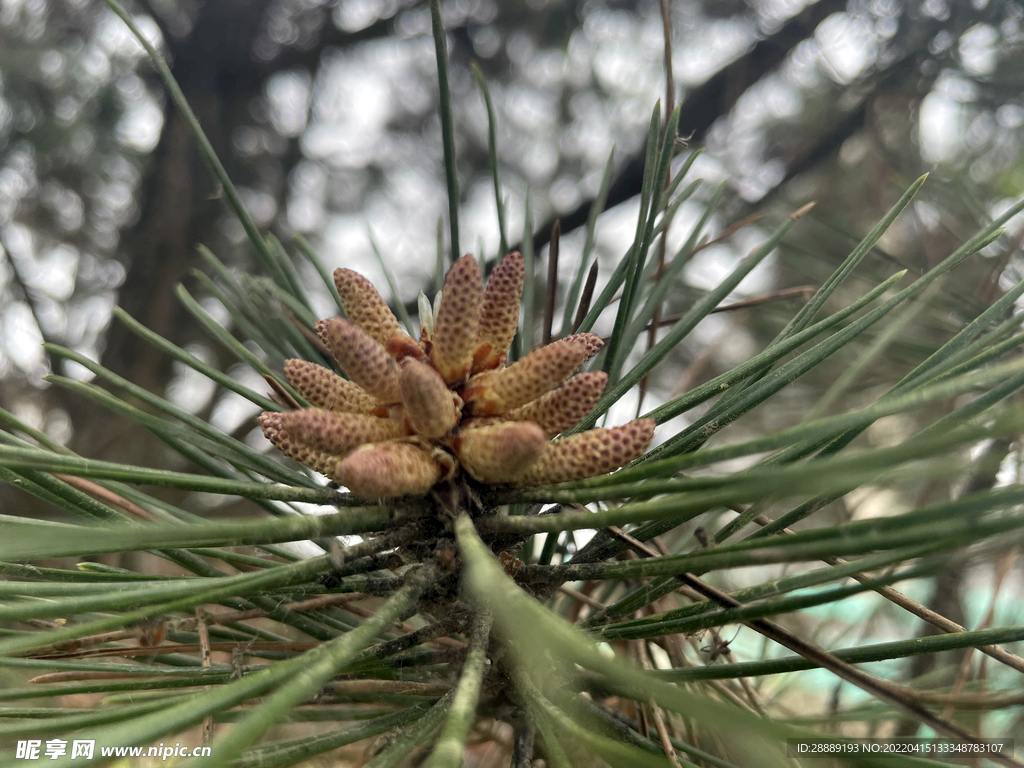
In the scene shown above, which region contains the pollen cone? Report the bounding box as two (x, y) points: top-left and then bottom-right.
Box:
(316, 317), (401, 403)
(258, 412), (340, 476)
(506, 371), (608, 437)
(283, 359), (377, 413)
(399, 357), (460, 438)
(278, 409), (406, 455)
(473, 252), (524, 373)
(512, 419), (655, 486)
(336, 442), (442, 497)
(453, 421), (546, 483)
(430, 254), (482, 385)
(333, 268), (412, 350)
(464, 333), (603, 416)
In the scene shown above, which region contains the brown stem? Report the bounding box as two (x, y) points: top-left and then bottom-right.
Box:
(196, 607), (214, 744)
(571, 260), (599, 335)
(52, 475), (159, 522)
(542, 220), (561, 346)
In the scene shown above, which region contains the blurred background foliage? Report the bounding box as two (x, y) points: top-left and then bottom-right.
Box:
(5, 0), (1024, 459)
(2, 0), (1024, 748)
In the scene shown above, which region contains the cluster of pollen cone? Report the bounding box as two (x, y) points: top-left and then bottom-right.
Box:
(259, 252), (655, 498)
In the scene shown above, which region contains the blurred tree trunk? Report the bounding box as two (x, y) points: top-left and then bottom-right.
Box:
(69, 0), (272, 464)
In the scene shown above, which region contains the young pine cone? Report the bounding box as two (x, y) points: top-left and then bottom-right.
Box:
(260, 253), (654, 497)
